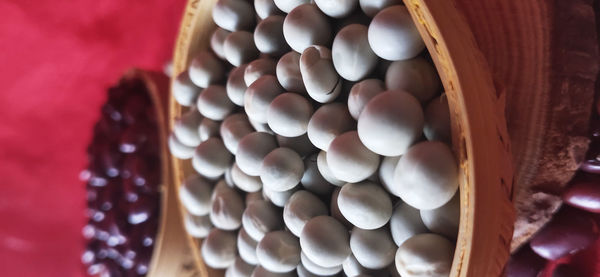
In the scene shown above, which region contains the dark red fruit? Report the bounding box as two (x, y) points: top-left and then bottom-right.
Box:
(563, 181), (600, 213)
(504, 244), (546, 277)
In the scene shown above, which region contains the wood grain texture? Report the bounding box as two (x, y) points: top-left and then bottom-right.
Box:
(451, 0), (599, 251)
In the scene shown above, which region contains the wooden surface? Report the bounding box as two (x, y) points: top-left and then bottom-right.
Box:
(449, 0), (599, 251)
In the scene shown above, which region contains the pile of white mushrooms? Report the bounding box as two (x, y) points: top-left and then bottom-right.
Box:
(169, 0), (459, 276)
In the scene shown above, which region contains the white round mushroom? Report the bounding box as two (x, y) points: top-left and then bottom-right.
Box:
(249, 118), (274, 134)
(227, 257), (256, 277)
(283, 4), (332, 53)
(173, 109), (203, 147)
(347, 79), (385, 120)
(274, 0), (312, 13)
(420, 192), (460, 239)
(423, 94), (451, 143)
(210, 182), (245, 230)
(299, 46), (342, 103)
(246, 191), (264, 205)
(197, 85), (235, 120)
(332, 24), (378, 81)
(296, 263), (322, 277)
(257, 231), (301, 273)
(283, 190), (328, 236)
(330, 187), (353, 229)
(173, 70), (202, 107)
(337, 181), (392, 229)
(251, 265), (296, 277)
(236, 132), (278, 176)
(263, 186), (297, 207)
(260, 148), (304, 192)
(392, 141), (458, 210)
(300, 251), (343, 275)
(327, 131), (380, 183)
(395, 233), (454, 277)
(254, 16), (290, 56)
(212, 0), (255, 32)
(255, 0), (283, 19)
(231, 163), (262, 192)
(221, 113), (255, 154)
(343, 253), (386, 276)
(179, 174), (213, 216)
(300, 216), (351, 268)
(184, 213), (213, 238)
(358, 0), (401, 17)
(242, 200), (284, 241)
(238, 228), (260, 265)
(267, 93), (313, 137)
(211, 28), (231, 59)
(244, 58), (278, 87)
(300, 153), (335, 197)
(276, 134), (316, 158)
(198, 117), (221, 142)
(315, 0), (358, 18)
(316, 150), (345, 187)
(201, 228), (237, 269)
(189, 51), (225, 88)
(368, 5), (424, 61)
(357, 91), (424, 156)
(379, 155), (401, 194)
(350, 227), (397, 269)
(390, 202), (430, 247)
(192, 137), (233, 178)
(169, 133), (196, 159)
(227, 64), (249, 106)
(224, 31), (260, 66)
(276, 51), (306, 93)
(307, 103), (355, 151)
(244, 75), (284, 124)
(385, 57), (441, 103)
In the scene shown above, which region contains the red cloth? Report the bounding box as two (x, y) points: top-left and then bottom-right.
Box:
(0, 1), (185, 276)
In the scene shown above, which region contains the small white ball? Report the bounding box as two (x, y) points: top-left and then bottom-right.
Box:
(327, 131), (380, 183)
(244, 75), (284, 124)
(179, 174), (212, 216)
(337, 181), (392, 229)
(254, 16), (290, 56)
(263, 187), (297, 207)
(307, 103), (355, 151)
(276, 134), (317, 158)
(227, 257), (256, 277)
(300, 251), (343, 275)
(211, 28), (231, 59)
(299, 46), (342, 103)
(385, 57), (441, 103)
(332, 24), (378, 81)
(238, 228), (260, 265)
(300, 216), (350, 268)
(300, 153), (335, 197)
(173, 109), (203, 147)
(231, 163), (262, 192)
(276, 51), (306, 93)
(196, 85), (235, 120)
(227, 64), (249, 106)
(251, 266), (296, 277)
(283, 4), (332, 53)
(173, 70), (201, 107)
(169, 133), (195, 159)
(358, 0), (401, 17)
(224, 31), (260, 66)
(183, 213), (212, 238)
(267, 93), (313, 137)
(198, 117), (220, 142)
(350, 227), (397, 269)
(257, 231), (301, 272)
(316, 150), (345, 187)
(274, 0), (312, 13)
(423, 94), (451, 143)
(392, 141), (458, 210)
(283, 190), (328, 236)
(390, 200), (431, 246)
(343, 253), (386, 276)
(255, 0), (283, 19)
(212, 0), (255, 32)
(368, 5), (425, 60)
(242, 200), (284, 241)
(315, 0), (358, 18)
(249, 118), (274, 134)
(420, 192), (460, 239)
(201, 228), (237, 269)
(357, 91), (424, 156)
(245, 58), (278, 87)
(220, 113), (254, 154)
(210, 182), (245, 230)
(261, 148), (304, 192)
(330, 187), (353, 228)
(379, 155), (401, 194)
(189, 51), (225, 88)
(236, 132), (278, 176)
(347, 79), (385, 120)
(395, 233), (454, 277)
(192, 137), (233, 178)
